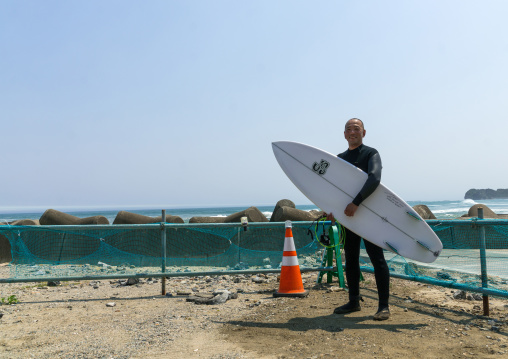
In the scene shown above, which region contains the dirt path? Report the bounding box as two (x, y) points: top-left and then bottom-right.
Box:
(1, 268), (507, 358)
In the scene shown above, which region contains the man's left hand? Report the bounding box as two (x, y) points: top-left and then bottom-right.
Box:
(344, 203), (359, 217)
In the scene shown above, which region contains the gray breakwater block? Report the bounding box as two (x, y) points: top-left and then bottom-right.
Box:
(272, 206), (318, 222)
(189, 217), (226, 224)
(40, 209), (110, 225)
(224, 206), (268, 223)
(270, 199), (295, 222)
(113, 211), (183, 224)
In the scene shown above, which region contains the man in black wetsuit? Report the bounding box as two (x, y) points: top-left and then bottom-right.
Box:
(326, 118), (390, 321)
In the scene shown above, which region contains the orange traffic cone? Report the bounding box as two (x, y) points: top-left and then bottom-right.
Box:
(273, 221), (309, 298)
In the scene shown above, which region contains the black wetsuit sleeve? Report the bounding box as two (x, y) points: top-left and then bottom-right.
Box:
(352, 152), (382, 206)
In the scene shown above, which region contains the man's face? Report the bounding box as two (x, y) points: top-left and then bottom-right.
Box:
(344, 120), (365, 149)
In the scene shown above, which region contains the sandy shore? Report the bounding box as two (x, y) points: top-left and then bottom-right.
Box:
(1, 265), (508, 358)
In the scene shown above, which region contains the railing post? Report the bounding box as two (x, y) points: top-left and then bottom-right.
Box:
(478, 207), (489, 316)
(161, 209), (167, 296)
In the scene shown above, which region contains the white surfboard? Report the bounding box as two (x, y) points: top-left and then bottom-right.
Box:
(272, 141), (442, 263)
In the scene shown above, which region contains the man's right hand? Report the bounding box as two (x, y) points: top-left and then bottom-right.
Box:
(325, 212), (335, 222)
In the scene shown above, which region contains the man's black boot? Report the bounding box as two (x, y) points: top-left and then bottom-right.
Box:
(373, 306), (390, 321)
(333, 297), (362, 314)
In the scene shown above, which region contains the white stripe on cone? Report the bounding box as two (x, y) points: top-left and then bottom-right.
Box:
(283, 237), (296, 251)
(282, 256), (299, 266)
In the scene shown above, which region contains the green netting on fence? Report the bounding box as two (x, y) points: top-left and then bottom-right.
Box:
(1, 220), (508, 298)
(0, 223), (323, 279)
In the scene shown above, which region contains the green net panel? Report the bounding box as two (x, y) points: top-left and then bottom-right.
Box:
(1, 220), (508, 298)
(0, 223), (322, 280)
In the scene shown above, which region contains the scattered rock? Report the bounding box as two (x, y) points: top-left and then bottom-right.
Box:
(189, 290), (231, 305)
(466, 293), (483, 301)
(106, 302), (116, 307)
(125, 278), (140, 286)
(437, 272), (454, 281)
(453, 290), (466, 300)
(326, 286), (345, 293)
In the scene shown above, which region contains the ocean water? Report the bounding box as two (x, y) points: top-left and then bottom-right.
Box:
(406, 198), (508, 220)
(1, 199), (508, 224)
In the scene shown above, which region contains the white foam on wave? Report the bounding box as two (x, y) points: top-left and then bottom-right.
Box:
(462, 199), (477, 205)
(263, 211), (273, 219)
(432, 208), (469, 214)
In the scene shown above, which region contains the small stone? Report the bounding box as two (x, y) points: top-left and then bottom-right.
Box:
(472, 293), (483, 301)
(327, 286), (344, 293)
(453, 290), (466, 300)
(125, 278), (139, 286)
(106, 302), (116, 307)
(437, 272), (453, 280)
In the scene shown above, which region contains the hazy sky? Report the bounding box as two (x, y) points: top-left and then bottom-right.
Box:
(1, 1), (507, 210)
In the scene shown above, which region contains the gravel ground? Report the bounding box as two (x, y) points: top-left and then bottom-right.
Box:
(1, 265), (508, 358)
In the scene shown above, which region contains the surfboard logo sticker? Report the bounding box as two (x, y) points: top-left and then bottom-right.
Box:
(312, 159), (330, 175)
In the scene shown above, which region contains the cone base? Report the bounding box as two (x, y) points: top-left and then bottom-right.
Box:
(273, 290), (309, 298)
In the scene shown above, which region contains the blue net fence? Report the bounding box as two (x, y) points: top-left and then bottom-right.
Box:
(0, 223), (323, 280)
(1, 220), (508, 298)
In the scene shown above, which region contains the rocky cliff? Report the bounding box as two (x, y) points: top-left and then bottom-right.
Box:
(464, 188), (508, 200)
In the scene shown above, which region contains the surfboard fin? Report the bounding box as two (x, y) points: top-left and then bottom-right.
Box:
(384, 241), (400, 255)
(406, 211), (422, 221)
(416, 240), (441, 257)
(416, 240), (431, 251)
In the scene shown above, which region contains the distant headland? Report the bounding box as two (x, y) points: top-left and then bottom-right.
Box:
(464, 188), (508, 200)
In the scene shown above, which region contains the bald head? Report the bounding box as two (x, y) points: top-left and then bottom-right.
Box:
(344, 118), (366, 150)
(345, 118), (364, 131)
